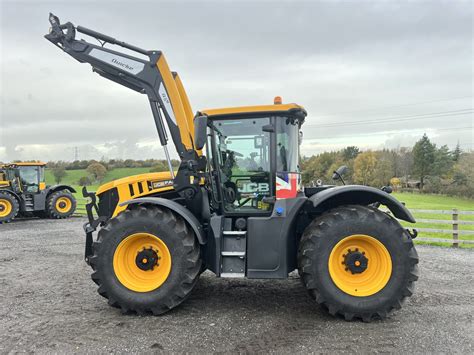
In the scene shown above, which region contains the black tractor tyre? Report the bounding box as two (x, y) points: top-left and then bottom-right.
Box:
(0, 191), (20, 223)
(46, 190), (76, 219)
(89, 206), (202, 315)
(298, 205), (419, 322)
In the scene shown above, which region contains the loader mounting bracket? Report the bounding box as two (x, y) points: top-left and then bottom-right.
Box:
(82, 186), (108, 263)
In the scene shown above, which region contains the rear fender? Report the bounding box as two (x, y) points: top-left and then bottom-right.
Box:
(308, 185), (415, 223)
(46, 185), (77, 195)
(120, 197), (206, 244)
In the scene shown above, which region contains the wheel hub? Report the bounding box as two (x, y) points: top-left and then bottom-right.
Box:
(135, 247), (160, 271)
(343, 249), (368, 274)
(0, 199), (12, 217)
(55, 197), (72, 213)
(329, 234), (392, 297)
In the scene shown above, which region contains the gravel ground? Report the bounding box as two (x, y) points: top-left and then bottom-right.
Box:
(0, 217), (473, 354)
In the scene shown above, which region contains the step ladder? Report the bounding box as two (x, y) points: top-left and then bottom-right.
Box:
(220, 230), (246, 278)
(24, 194), (34, 212)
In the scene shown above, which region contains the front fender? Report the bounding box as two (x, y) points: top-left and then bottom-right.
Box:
(308, 185), (415, 223)
(119, 197), (206, 244)
(0, 188), (21, 203)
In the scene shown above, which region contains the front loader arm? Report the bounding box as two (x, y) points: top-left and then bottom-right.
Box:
(44, 13), (195, 161)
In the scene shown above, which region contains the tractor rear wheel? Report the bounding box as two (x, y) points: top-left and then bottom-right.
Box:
(46, 190), (76, 219)
(298, 205), (418, 322)
(0, 191), (19, 223)
(89, 206), (202, 315)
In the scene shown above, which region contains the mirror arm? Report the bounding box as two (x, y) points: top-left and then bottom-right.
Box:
(333, 171), (346, 185)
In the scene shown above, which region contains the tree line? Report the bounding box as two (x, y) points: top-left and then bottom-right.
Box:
(301, 134), (473, 198)
(46, 158), (181, 171)
(45, 159), (180, 186)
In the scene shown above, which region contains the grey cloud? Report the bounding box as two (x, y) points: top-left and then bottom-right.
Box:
(0, 0), (472, 161)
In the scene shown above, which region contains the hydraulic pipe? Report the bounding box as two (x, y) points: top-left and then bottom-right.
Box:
(76, 25), (149, 55)
(149, 98), (175, 178)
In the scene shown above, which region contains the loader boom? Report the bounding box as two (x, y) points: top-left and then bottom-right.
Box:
(44, 13), (197, 166)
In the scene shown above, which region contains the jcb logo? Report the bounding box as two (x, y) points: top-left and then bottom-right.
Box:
(238, 182), (269, 193)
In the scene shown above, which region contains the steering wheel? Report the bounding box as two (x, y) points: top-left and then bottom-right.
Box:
(223, 181), (239, 204)
(228, 149), (243, 157)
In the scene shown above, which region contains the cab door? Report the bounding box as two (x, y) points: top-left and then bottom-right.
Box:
(209, 116), (274, 215)
(18, 166), (41, 193)
(275, 116), (302, 199)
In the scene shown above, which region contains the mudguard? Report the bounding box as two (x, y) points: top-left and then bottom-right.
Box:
(47, 185), (77, 194)
(308, 185), (415, 223)
(119, 197), (206, 244)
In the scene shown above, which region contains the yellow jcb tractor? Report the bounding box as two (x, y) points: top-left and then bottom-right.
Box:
(46, 14), (418, 321)
(0, 162), (76, 223)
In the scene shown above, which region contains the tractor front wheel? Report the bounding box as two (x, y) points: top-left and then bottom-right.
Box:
(46, 190), (76, 219)
(89, 206), (202, 315)
(298, 205), (418, 322)
(0, 191), (19, 223)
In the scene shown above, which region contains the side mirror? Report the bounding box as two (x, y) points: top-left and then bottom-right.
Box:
(194, 115), (208, 150)
(298, 131), (303, 145)
(381, 186), (393, 194)
(332, 165), (348, 180)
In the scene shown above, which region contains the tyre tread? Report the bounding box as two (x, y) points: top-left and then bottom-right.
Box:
(46, 190), (76, 219)
(298, 204), (419, 322)
(89, 206), (201, 315)
(0, 191), (20, 223)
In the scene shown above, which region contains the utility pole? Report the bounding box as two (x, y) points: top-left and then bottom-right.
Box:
(74, 146), (79, 161)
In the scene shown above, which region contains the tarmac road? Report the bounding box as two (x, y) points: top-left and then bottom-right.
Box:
(1, 218), (473, 353)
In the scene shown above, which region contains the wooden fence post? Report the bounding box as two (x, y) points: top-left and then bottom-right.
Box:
(452, 208), (459, 248)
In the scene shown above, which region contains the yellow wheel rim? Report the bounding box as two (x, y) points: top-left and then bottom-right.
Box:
(0, 199), (12, 217)
(55, 197), (72, 213)
(113, 232), (172, 293)
(328, 234), (392, 297)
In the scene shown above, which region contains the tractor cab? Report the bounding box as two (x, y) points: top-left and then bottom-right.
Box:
(200, 101), (306, 215)
(3, 162), (46, 193)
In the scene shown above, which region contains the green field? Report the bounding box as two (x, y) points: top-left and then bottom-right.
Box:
(392, 192), (474, 211)
(391, 191), (474, 248)
(45, 167), (151, 188)
(48, 168), (474, 247)
(45, 167), (152, 214)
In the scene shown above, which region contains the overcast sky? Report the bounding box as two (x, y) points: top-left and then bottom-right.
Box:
(1, 0), (472, 162)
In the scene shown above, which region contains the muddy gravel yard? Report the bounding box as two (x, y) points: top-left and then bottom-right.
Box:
(1, 218), (473, 353)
